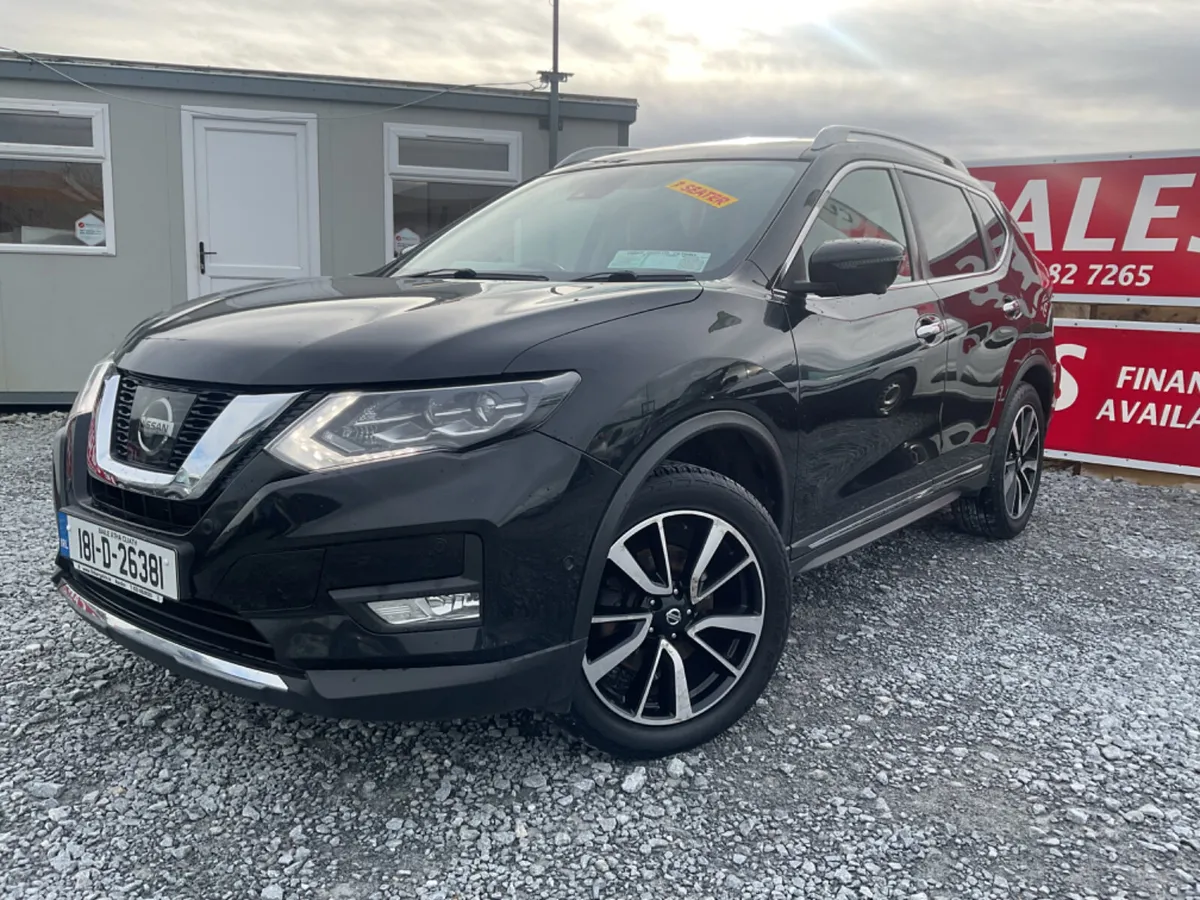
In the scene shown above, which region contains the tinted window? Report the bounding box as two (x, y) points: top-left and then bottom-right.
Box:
(0, 159), (107, 247)
(396, 136), (510, 172)
(801, 167), (912, 283)
(900, 173), (988, 278)
(391, 180), (508, 254)
(967, 191), (1006, 267)
(0, 112), (93, 147)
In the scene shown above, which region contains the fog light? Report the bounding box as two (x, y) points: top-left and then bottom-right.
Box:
(368, 592), (481, 627)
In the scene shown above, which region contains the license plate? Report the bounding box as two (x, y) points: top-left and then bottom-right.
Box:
(58, 513), (179, 601)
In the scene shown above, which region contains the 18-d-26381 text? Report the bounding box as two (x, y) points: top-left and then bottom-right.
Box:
(59, 513), (179, 601)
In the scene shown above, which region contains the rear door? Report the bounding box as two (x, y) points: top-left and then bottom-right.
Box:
(896, 169), (1018, 463)
(788, 164), (951, 547)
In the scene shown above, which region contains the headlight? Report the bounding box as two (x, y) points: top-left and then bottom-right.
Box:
(67, 355), (114, 423)
(267, 372), (581, 472)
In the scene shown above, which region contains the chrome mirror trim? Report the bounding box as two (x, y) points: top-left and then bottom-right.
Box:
(91, 373), (299, 500)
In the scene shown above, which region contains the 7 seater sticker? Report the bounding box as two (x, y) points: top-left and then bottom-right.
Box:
(666, 179), (739, 208)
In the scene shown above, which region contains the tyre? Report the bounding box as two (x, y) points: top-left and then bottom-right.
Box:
(953, 381), (1046, 539)
(567, 462), (791, 759)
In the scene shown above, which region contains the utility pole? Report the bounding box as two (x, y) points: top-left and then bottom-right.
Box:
(539, 0), (571, 168)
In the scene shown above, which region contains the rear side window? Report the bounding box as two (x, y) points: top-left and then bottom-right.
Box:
(967, 191), (1006, 267)
(800, 167), (912, 284)
(899, 172), (988, 279)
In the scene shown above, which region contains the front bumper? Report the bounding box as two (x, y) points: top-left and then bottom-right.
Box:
(55, 575), (586, 720)
(52, 415), (620, 720)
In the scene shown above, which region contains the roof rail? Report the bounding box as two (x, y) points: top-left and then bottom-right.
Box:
(810, 125), (970, 174)
(554, 146), (638, 168)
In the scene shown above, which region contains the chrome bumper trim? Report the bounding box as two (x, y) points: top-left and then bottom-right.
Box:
(58, 580), (289, 692)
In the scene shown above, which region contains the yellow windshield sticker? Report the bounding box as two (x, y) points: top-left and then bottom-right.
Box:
(666, 179), (739, 208)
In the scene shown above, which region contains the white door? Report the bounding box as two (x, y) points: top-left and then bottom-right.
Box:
(183, 109), (321, 299)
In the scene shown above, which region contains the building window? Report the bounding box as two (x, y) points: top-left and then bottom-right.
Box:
(0, 99), (114, 254)
(385, 123), (521, 258)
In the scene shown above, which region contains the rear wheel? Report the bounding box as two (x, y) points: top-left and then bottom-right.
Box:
(567, 463), (790, 759)
(953, 381), (1046, 539)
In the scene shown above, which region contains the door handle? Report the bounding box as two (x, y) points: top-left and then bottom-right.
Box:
(1002, 297), (1022, 318)
(198, 241), (217, 275)
(915, 318), (945, 342)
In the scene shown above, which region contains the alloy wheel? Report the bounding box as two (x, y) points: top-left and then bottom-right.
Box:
(583, 510), (766, 726)
(1003, 405), (1041, 519)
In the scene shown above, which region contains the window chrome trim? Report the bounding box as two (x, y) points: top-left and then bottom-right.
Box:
(91, 373), (300, 500)
(892, 162), (1012, 288)
(777, 159), (1011, 290)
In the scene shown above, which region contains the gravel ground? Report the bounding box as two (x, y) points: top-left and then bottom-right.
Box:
(1, 411), (1198, 900)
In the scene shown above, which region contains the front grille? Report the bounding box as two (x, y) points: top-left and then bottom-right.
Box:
(111, 372), (237, 471)
(89, 386), (323, 533)
(87, 478), (204, 534)
(73, 567), (286, 670)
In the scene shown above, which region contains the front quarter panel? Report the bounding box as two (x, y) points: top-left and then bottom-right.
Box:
(505, 281), (801, 480)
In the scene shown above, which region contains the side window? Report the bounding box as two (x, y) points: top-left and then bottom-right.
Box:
(967, 191), (1006, 267)
(900, 172), (988, 279)
(801, 167), (912, 283)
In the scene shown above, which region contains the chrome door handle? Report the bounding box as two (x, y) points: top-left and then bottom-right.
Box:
(915, 318), (945, 341)
(1002, 297), (1021, 318)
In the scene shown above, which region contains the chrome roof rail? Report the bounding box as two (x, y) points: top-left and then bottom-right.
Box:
(554, 146), (638, 168)
(810, 125), (970, 173)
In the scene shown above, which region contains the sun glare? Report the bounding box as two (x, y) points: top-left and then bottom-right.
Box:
(646, 0), (870, 79)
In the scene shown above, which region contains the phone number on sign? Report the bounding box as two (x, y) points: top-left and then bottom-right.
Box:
(1047, 263), (1154, 288)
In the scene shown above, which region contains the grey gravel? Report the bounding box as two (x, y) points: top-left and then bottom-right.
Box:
(2, 412), (1199, 899)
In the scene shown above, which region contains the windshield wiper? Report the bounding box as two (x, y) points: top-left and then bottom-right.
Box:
(573, 270), (700, 283)
(400, 268), (549, 281)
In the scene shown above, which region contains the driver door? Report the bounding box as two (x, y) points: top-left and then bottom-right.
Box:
(788, 165), (951, 552)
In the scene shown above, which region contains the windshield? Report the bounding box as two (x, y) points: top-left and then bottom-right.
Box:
(389, 159), (807, 280)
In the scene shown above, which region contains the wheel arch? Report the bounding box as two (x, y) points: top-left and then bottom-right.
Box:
(569, 410), (790, 644)
(1016, 351), (1056, 421)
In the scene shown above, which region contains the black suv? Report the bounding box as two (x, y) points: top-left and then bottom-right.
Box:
(51, 126), (1057, 758)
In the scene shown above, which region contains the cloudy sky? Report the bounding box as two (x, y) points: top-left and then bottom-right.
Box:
(7, 0), (1200, 159)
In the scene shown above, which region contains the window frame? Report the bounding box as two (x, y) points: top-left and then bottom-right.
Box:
(382, 122), (523, 261)
(777, 159), (1011, 291)
(894, 165), (1010, 286)
(797, 164), (916, 286)
(0, 97), (116, 256)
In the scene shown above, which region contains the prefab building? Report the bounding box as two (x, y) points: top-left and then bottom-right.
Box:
(0, 53), (638, 404)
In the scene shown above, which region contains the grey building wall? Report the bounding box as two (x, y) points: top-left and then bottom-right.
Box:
(0, 68), (635, 399)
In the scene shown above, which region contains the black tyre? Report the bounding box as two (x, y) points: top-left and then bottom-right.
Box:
(567, 462), (791, 759)
(953, 381), (1046, 539)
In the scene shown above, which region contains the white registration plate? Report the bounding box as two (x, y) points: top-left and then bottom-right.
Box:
(58, 513), (179, 601)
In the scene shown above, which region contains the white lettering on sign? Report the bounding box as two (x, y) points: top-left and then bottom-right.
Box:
(1063, 178), (1114, 251)
(990, 171), (1200, 255)
(1116, 366), (1200, 393)
(1123, 173), (1196, 251)
(1010, 179), (1052, 251)
(1094, 364), (1200, 429)
(1054, 343), (1088, 411)
(1095, 400), (1200, 429)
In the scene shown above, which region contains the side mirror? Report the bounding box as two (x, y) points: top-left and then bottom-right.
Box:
(780, 238), (905, 298)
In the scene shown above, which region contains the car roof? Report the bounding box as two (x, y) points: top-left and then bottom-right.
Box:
(554, 128), (980, 188)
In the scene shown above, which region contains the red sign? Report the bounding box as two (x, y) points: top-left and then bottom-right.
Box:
(969, 153), (1200, 304)
(1049, 320), (1200, 475)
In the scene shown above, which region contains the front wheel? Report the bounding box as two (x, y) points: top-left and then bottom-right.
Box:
(953, 381), (1046, 539)
(567, 463), (791, 759)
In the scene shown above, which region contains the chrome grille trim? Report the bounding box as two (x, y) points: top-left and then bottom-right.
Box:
(91, 373), (300, 500)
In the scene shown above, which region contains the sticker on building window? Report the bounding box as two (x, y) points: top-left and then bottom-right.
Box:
(75, 213), (106, 246)
(608, 250), (711, 272)
(666, 179), (739, 208)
